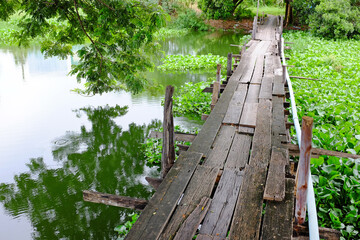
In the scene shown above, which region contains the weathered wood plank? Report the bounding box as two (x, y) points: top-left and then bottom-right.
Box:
(261, 178), (295, 240)
(273, 75), (285, 96)
(149, 131), (196, 142)
(258, 76), (273, 100)
(263, 147), (287, 201)
(199, 170), (244, 238)
(83, 191), (148, 210)
(245, 84), (260, 103)
(272, 96), (287, 147)
(173, 197), (211, 240)
(225, 133), (252, 169)
(159, 166), (219, 240)
(250, 54), (265, 84)
(228, 165), (267, 240)
(248, 99), (272, 168)
(197, 234), (225, 240)
(204, 125), (236, 168)
(239, 103), (258, 128)
(125, 151), (203, 240)
(223, 84), (248, 124)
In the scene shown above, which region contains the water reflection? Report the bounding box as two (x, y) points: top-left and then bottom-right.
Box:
(0, 105), (161, 239)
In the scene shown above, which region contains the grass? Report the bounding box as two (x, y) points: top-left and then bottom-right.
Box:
(248, 6), (285, 16)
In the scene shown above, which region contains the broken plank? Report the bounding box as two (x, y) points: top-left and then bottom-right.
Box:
(239, 103), (258, 128)
(225, 133), (252, 169)
(83, 191), (148, 210)
(173, 197), (211, 240)
(159, 166), (219, 240)
(293, 224), (341, 240)
(223, 84), (248, 124)
(248, 99), (272, 168)
(261, 178), (295, 240)
(263, 147), (288, 201)
(228, 165), (268, 240)
(125, 151), (203, 240)
(199, 170), (244, 238)
(238, 126), (255, 135)
(204, 125), (236, 168)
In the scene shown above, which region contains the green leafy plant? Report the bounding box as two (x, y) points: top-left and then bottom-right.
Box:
(114, 213), (139, 240)
(158, 54), (227, 71)
(284, 30), (360, 238)
(173, 80), (214, 117)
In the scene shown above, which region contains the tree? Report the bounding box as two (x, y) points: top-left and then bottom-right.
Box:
(2, 0), (168, 95)
(198, 0), (245, 20)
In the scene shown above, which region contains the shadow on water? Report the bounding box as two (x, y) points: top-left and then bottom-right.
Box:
(0, 105), (161, 239)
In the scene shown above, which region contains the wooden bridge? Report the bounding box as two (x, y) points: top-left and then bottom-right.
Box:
(83, 16), (358, 240)
(126, 16), (296, 240)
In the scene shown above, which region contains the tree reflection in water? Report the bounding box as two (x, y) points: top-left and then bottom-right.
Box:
(0, 104), (161, 239)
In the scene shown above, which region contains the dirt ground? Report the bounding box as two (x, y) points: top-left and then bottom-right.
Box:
(206, 19), (254, 32)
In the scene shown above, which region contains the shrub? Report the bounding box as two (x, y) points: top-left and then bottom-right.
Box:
(309, 0), (360, 39)
(172, 9), (210, 31)
(198, 0), (237, 20)
(292, 0), (320, 25)
(234, 5), (255, 20)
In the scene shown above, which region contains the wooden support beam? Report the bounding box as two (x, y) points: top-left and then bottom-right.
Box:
(145, 177), (162, 190)
(149, 131), (196, 142)
(295, 116), (313, 225)
(202, 86), (225, 93)
(83, 190), (148, 210)
(201, 114), (209, 121)
(290, 76), (319, 81)
(226, 53), (233, 81)
(211, 64), (221, 110)
(284, 143), (360, 159)
(162, 85), (176, 179)
(293, 224), (341, 240)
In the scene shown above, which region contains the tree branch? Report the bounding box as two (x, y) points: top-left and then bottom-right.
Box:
(234, 0), (244, 9)
(73, 0), (103, 73)
(96, 0), (116, 11)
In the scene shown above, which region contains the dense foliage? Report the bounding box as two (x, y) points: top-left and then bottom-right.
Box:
(158, 54), (227, 71)
(309, 0), (360, 39)
(1, 0), (168, 95)
(198, 0), (244, 19)
(171, 9), (210, 31)
(114, 213), (139, 240)
(285, 31), (360, 239)
(292, 0), (360, 39)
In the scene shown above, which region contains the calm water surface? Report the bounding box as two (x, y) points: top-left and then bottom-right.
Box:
(0, 31), (244, 239)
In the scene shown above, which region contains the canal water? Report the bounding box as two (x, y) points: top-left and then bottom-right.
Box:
(0, 30), (245, 239)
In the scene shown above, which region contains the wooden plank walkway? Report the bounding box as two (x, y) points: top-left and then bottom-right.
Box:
(126, 16), (293, 240)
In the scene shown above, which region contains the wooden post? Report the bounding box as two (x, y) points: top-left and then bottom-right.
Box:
(226, 53), (232, 81)
(282, 65), (287, 84)
(252, 16), (257, 40)
(211, 64), (221, 110)
(161, 85), (175, 179)
(295, 116), (313, 225)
